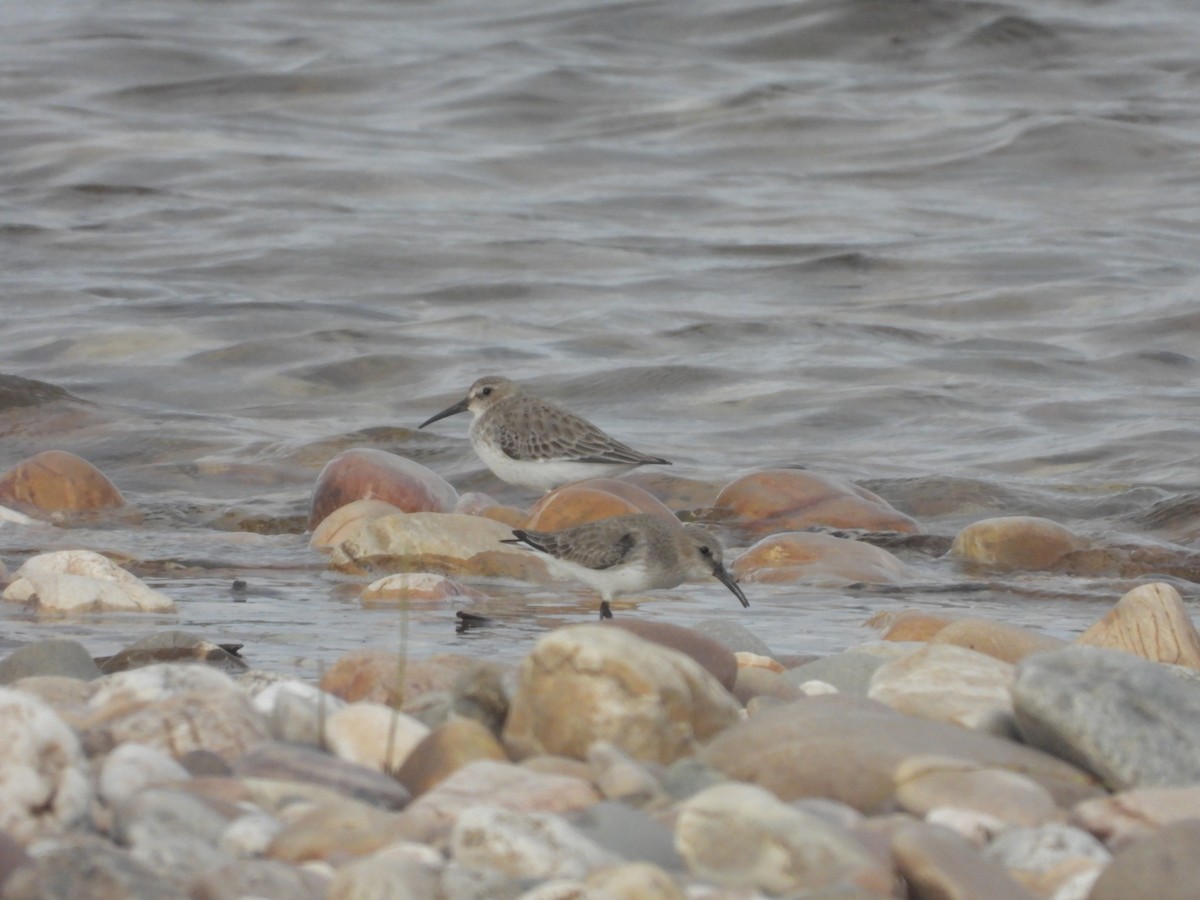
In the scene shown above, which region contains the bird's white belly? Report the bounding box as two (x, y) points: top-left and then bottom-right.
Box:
(472, 435), (631, 492)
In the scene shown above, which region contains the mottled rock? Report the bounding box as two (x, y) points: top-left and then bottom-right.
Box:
(983, 824), (1110, 881)
(0, 639), (101, 683)
(587, 741), (669, 807)
(930, 618), (1067, 664)
(189, 859), (326, 900)
(782, 651), (888, 696)
(309, 498), (404, 548)
(601, 618), (738, 691)
(1076, 582), (1200, 669)
(1072, 784), (1200, 849)
(398, 760), (601, 844)
(323, 702), (430, 773)
(86, 663), (241, 718)
(266, 798), (408, 863)
(327, 854), (440, 900)
(503, 625), (742, 764)
(571, 801), (683, 870)
(0, 688), (92, 843)
(361, 571), (487, 606)
(98, 631), (248, 675)
(114, 787), (236, 884)
(325, 511), (552, 580)
(524, 478), (679, 532)
(891, 823), (1037, 900)
(3, 835), (185, 900)
(3, 550), (175, 614)
(98, 743), (191, 809)
(0, 450), (125, 516)
(894, 756), (1058, 827)
(1013, 647), (1200, 789)
(949, 516), (1089, 572)
(732, 531), (918, 585)
(450, 805), (620, 880)
(320, 649), (479, 707)
(674, 782), (884, 895)
(868, 644), (1015, 733)
(395, 717), (508, 796)
(308, 448), (457, 530)
(251, 678), (346, 745)
(231, 742), (410, 810)
(1086, 819), (1200, 900)
(702, 695), (1098, 813)
(585, 862), (684, 900)
(715, 469), (922, 539)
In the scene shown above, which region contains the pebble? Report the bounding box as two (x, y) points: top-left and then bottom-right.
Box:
(189, 859), (327, 900)
(322, 701), (430, 772)
(360, 571), (487, 606)
(949, 515), (1089, 572)
(1075, 581), (1200, 668)
(600, 618), (738, 690)
(231, 741), (411, 810)
(894, 756), (1058, 828)
(3, 550), (175, 614)
(732, 531), (919, 586)
(930, 617), (1068, 663)
(891, 823), (1037, 900)
(1012, 646), (1200, 789)
(1086, 818), (1200, 900)
(570, 800), (683, 870)
(1071, 784), (1200, 849)
(502, 624), (742, 764)
(0, 449), (125, 517)
(307, 448), (458, 531)
(252, 677), (347, 745)
(395, 717), (509, 796)
(523, 478), (679, 531)
(450, 805), (621, 880)
(0, 639), (101, 683)
(98, 630), (249, 675)
(98, 742), (192, 809)
(783, 650), (887, 695)
(309, 497), (404, 548)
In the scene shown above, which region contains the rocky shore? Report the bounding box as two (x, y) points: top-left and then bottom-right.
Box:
(0, 448), (1199, 898)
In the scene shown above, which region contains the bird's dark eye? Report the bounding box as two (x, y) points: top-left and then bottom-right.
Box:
(480, 386), (493, 397)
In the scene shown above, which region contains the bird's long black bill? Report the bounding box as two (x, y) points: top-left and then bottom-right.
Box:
(419, 397), (470, 429)
(713, 564), (750, 608)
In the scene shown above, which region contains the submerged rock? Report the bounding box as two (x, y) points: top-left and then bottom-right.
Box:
(307, 448), (458, 531)
(3, 550), (176, 615)
(0, 450), (125, 517)
(732, 531), (918, 585)
(949, 516), (1090, 572)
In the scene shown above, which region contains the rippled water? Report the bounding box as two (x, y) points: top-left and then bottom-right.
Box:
(2, 0), (1198, 675)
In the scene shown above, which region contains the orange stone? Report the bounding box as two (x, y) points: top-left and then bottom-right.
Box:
(732, 531), (917, 585)
(523, 478), (679, 532)
(307, 449), (457, 531)
(950, 516), (1089, 572)
(867, 609), (955, 642)
(714, 469), (922, 539)
(0, 450), (125, 516)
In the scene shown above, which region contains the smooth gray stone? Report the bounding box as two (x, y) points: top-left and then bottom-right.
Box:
(3, 835), (187, 900)
(0, 639), (101, 683)
(691, 619), (776, 657)
(782, 651), (886, 695)
(231, 741), (410, 810)
(569, 800), (685, 871)
(1013, 646), (1200, 790)
(114, 788), (234, 884)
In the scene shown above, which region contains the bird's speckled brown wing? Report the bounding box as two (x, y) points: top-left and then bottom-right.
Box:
(492, 398), (669, 465)
(508, 520), (639, 571)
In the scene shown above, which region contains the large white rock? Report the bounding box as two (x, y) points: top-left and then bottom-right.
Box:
(3, 549), (175, 614)
(323, 702), (430, 773)
(868, 643), (1015, 733)
(449, 805), (620, 880)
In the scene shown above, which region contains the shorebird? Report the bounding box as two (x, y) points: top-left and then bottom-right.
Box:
(503, 513), (748, 618)
(418, 376), (671, 493)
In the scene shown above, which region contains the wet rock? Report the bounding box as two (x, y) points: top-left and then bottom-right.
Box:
(250, 678), (346, 745)
(97, 631), (248, 675)
(870, 609), (954, 642)
(891, 823), (1037, 900)
(732, 531), (919, 585)
(674, 782), (885, 895)
(231, 742), (411, 810)
(894, 756), (1058, 828)
(1072, 784), (1200, 849)
(949, 516), (1090, 572)
(307, 448), (457, 530)
(0, 689), (92, 843)
(327, 854), (440, 900)
(571, 800), (682, 870)
(266, 797), (408, 863)
(502, 625), (742, 765)
(325, 511), (552, 581)
(450, 805), (620, 880)
(3, 550), (176, 614)
(867, 644), (1015, 733)
(1076, 581), (1200, 668)
(714, 469), (923, 539)
(98, 743), (191, 809)
(189, 859), (327, 900)
(395, 717), (508, 796)
(523, 478), (679, 531)
(398, 760), (600, 844)
(601, 618), (738, 691)
(702, 695), (1098, 813)
(361, 571), (487, 606)
(309, 498), (404, 548)
(0, 449), (125, 517)
(323, 702), (430, 773)
(585, 861), (685, 900)
(3, 835), (186, 900)
(1086, 819), (1200, 900)
(1012, 646), (1200, 789)
(114, 787), (236, 885)
(0, 639), (101, 683)
(930, 618), (1067, 664)
(782, 650), (888, 696)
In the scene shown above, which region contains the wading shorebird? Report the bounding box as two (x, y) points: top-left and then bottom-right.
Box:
(503, 512), (748, 619)
(419, 376), (671, 493)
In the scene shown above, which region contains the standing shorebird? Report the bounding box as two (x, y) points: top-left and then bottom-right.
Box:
(418, 376), (671, 493)
(503, 512), (748, 618)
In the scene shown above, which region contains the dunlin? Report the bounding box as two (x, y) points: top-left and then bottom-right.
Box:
(503, 512), (748, 618)
(418, 376), (670, 493)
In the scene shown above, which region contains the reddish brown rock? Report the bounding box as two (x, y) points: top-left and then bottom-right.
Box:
(949, 516), (1090, 572)
(714, 469), (922, 539)
(0, 450), (125, 516)
(1076, 582), (1200, 669)
(395, 718), (509, 796)
(524, 478), (679, 532)
(732, 531), (918, 585)
(307, 449), (457, 531)
(622, 470), (723, 511)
